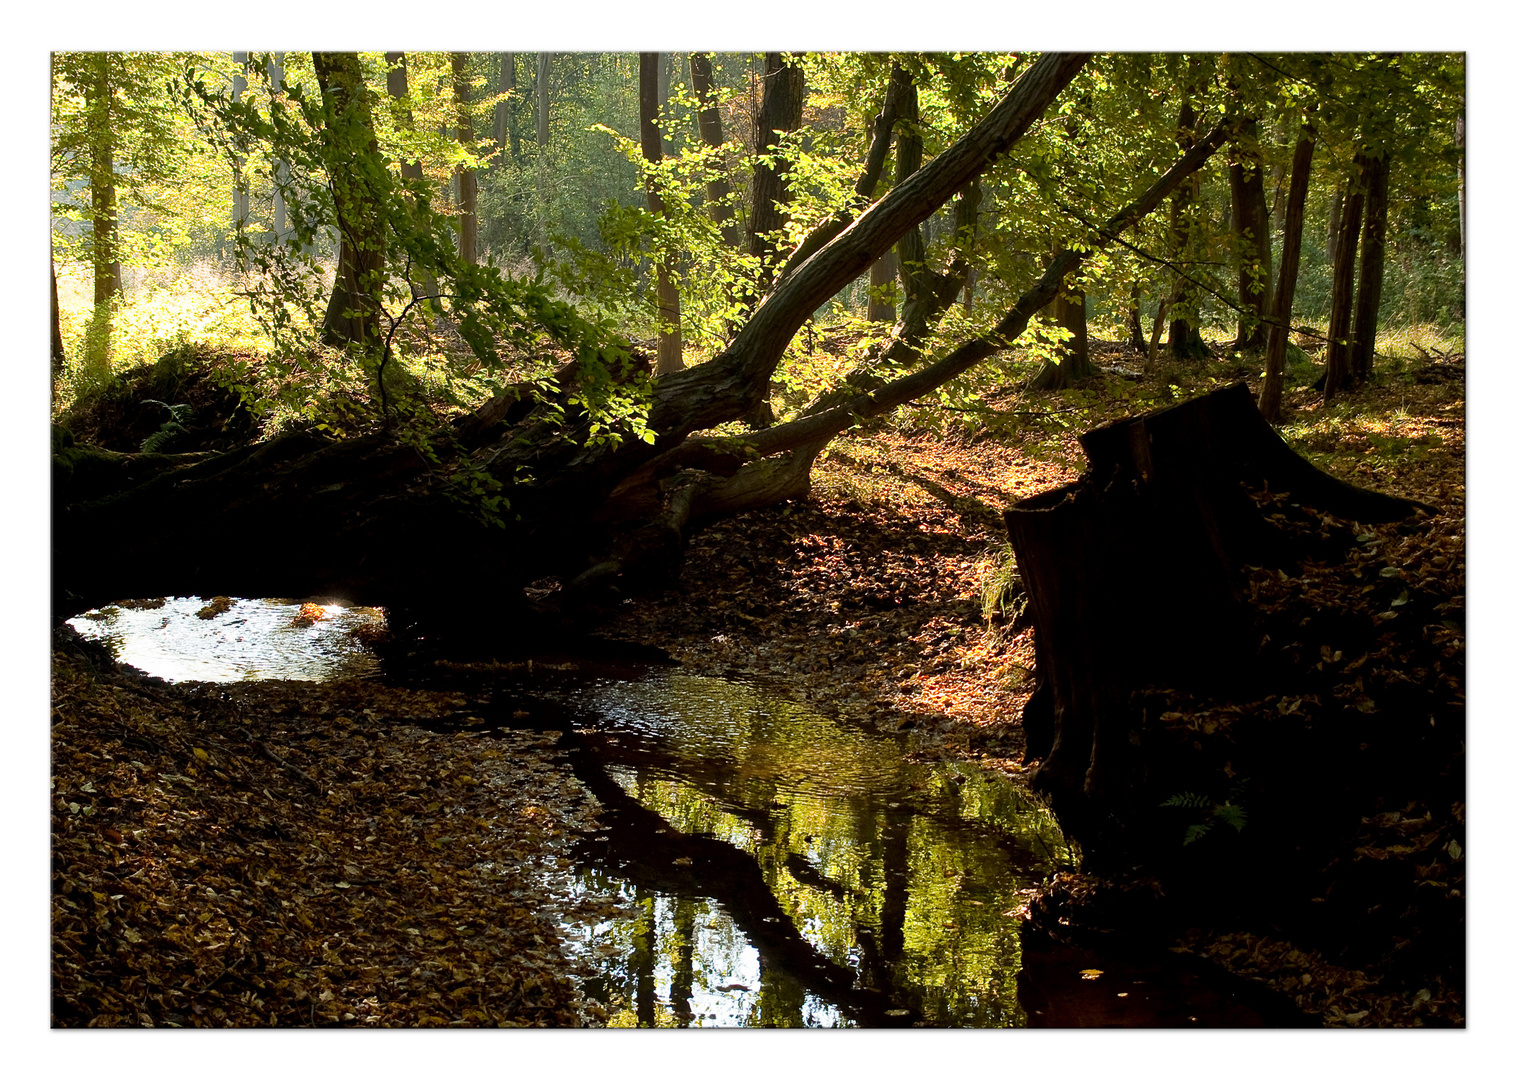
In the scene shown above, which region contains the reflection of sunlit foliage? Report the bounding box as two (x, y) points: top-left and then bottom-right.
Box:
(571, 674), (1070, 1027)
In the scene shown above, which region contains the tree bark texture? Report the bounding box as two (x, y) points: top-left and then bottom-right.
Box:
(1349, 151), (1390, 384)
(1228, 116), (1273, 350)
(1005, 383), (1431, 869)
(314, 52), (386, 350)
(1259, 122), (1316, 424)
(747, 53), (806, 281)
(1324, 161), (1367, 401)
(640, 52), (683, 375)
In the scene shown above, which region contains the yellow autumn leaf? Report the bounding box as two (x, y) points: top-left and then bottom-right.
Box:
(1079, 969), (1103, 980)
(193, 748), (209, 762)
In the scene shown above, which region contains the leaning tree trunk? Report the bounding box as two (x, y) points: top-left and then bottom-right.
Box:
(1005, 382), (1431, 871)
(59, 56), (1155, 630)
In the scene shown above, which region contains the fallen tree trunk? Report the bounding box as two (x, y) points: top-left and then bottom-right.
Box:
(1004, 382), (1435, 873)
(54, 55), (1236, 650)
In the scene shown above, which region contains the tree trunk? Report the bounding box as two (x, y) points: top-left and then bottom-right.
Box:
(1005, 383), (1430, 870)
(1323, 164), (1367, 402)
(1259, 121), (1316, 425)
(1166, 97), (1207, 361)
(688, 52), (741, 249)
(893, 72), (927, 309)
(640, 52), (683, 375)
(87, 52), (122, 305)
(747, 53), (805, 281)
(1030, 282), (1094, 390)
(535, 52), (551, 152)
(51, 251), (67, 389)
(1327, 189), (1343, 268)
(1349, 151), (1390, 384)
(270, 54), (291, 244)
(451, 53), (478, 266)
(57, 55), (1124, 627)
(386, 53), (438, 302)
(230, 51), (250, 268)
(495, 53), (520, 164)
(1454, 112), (1465, 256)
(1228, 116), (1272, 350)
(1126, 281), (1146, 352)
(867, 250), (898, 323)
(314, 52), (386, 350)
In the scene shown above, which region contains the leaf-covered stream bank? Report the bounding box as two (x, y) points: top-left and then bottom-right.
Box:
(51, 350), (1465, 1029)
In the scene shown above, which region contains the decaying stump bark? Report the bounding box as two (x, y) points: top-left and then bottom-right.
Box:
(1004, 382), (1432, 870)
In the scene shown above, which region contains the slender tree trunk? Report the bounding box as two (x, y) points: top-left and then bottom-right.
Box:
(87, 53), (122, 305)
(689, 52), (741, 248)
(1349, 151), (1390, 384)
(1229, 116), (1273, 350)
(270, 53), (291, 244)
(747, 52), (805, 281)
(1259, 121), (1316, 424)
(640, 53), (682, 374)
(385, 52), (436, 302)
(868, 250), (898, 322)
(51, 251), (67, 388)
(230, 51), (250, 268)
(313, 52), (386, 350)
(1167, 96), (1207, 360)
(893, 72), (927, 309)
(1327, 190), (1343, 268)
(1324, 163), (1366, 401)
(1454, 112), (1465, 256)
(1126, 281), (1147, 352)
(451, 53), (478, 266)
(535, 52), (551, 152)
(495, 53), (520, 164)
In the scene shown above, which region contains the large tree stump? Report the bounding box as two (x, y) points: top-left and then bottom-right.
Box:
(1004, 383), (1431, 871)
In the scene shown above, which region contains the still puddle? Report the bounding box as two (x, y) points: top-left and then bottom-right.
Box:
(66, 596), (385, 682)
(539, 673), (1075, 1027)
(60, 607), (1301, 1027)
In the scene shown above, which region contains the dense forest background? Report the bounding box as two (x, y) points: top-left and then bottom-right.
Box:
(48, 47), (1465, 426)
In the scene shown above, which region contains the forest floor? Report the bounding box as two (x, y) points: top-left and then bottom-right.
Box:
(51, 335), (1465, 1028)
(600, 338), (1467, 1028)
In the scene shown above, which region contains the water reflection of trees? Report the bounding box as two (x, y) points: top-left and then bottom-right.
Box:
(574, 675), (1069, 1027)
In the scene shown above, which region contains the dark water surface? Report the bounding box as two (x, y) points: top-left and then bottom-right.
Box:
(62, 599), (1303, 1028)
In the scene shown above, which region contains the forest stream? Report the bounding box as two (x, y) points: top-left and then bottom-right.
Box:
(68, 599), (1307, 1028)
